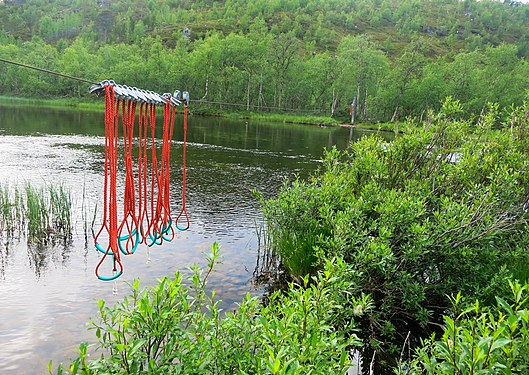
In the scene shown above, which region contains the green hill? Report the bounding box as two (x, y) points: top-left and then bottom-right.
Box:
(1, 0), (529, 122)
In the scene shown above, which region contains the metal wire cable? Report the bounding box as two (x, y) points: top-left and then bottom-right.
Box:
(0, 56), (97, 85)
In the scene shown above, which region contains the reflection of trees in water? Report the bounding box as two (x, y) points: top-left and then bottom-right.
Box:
(0, 233), (75, 279)
(0, 241), (9, 280)
(26, 237), (74, 278)
(252, 223), (289, 305)
(0, 237), (24, 280)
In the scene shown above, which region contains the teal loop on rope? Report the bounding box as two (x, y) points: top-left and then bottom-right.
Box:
(176, 223), (189, 231)
(162, 219), (172, 233)
(161, 220), (175, 242)
(175, 211), (190, 231)
(118, 227), (140, 255)
(147, 231), (163, 247)
(96, 256), (124, 281)
(97, 269), (123, 281)
(95, 242), (110, 255)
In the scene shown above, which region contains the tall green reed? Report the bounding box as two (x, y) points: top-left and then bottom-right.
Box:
(49, 184), (72, 238)
(0, 184), (24, 235)
(25, 183), (49, 241)
(0, 182), (73, 243)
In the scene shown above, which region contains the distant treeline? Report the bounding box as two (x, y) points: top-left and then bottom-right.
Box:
(1, 0), (529, 121)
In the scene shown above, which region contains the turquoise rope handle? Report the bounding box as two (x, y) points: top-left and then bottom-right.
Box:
(160, 220), (175, 242)
(118, 228), (140, 255)
(97, 269), (123, 281)
(161, 219), (172, 234)
(147, 231), (163, 247)
(95, 255), (124, 281)
(95, 242), (109, 254)
(175, 210), (189, 231)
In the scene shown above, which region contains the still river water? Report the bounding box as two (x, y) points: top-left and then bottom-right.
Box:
(0, 104), (373, 374)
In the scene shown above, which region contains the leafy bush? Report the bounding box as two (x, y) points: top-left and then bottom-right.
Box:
(405, 280), (529, 374)
(261, 99), (529, 367)
(51, 243), (363, 374)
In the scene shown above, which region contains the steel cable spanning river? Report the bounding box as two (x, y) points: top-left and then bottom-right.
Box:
(0, 104), (372, 374)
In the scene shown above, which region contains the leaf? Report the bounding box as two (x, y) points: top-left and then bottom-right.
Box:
(129, 339), (147, 355)
(496, 297), (514, 316)
(273, 356), (281, 374)
(490, 338), (512, 352)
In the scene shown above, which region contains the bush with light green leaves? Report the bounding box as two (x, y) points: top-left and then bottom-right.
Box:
(51, 243), (365, 375)
(261, 98), (529, 368)
(404, 280), (529, 374)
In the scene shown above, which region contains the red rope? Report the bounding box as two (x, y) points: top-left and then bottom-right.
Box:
(137, 102), (149, 243)
(95, 84), (123, 280)
(176, 104), (190, 231)
(160, 101), (177, 240)
(145, 103), (162, 245)
(117, 99), (139, 254)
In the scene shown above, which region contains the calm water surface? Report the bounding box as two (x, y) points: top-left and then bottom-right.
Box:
(0, 104), (373, 374)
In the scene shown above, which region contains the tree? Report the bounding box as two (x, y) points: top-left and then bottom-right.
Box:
(267, 32), (301, 110)
(335, 35), (389, 121)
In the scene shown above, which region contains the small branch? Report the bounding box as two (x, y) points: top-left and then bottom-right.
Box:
(369, 350), (376, 375)
(399, 331), (411, 369)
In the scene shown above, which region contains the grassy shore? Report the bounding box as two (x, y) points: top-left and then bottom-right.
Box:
(0, 96), (344, 126)
(1, 96), (409, 129)
(193, 107), (342, 126)
(352, 121), (404, 133)
(0, 96), (104, 112)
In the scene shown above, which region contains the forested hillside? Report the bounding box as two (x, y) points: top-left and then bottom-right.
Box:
(1, 0), (529, 122)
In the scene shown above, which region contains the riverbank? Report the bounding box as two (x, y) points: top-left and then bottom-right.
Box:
(0, 96), (103, 112)
(345, 121), (404, 133)
(192, 106), (342, 126)
(0, 96), (343, 126)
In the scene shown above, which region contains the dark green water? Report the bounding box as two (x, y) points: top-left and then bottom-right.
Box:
(0, 104), (378, 373)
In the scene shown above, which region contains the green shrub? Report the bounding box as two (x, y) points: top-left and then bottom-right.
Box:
(261, 99), (529, 367)
(405, 280), (529, 374)
(51, 244), (363, 374)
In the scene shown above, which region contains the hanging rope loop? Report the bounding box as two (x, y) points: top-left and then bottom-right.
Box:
(176, 101), (190, 231)
(95, 83), (125, 280)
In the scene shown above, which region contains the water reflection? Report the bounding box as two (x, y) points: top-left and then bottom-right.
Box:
(26, 240), (74, 278)
(0, 104), (382, 374)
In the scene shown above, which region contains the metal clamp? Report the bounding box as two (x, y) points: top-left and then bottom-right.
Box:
(88, 80), (188, 107)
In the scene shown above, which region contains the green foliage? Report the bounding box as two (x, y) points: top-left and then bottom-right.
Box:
(51, 244), (362, 374)
(2, 1), (529, 121)
(262, 100), (529, 366)
(405, 280), (529, 374)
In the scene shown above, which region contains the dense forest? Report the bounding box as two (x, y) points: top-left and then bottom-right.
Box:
(1, 0), (529, 122)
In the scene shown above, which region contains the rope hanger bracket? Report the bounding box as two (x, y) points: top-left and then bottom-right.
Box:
(88, 80), (189, 107)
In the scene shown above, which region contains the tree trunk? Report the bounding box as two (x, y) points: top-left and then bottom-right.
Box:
(331, 87), (338, 117)
(201, 72), (209, 100)
(363, 86), (368, 119)
(246, 72), (251, 111)
(258, 74), (263, 110)
(355, 80), (361, 121)
(391, 106), (399, 122)
(351, 96), (357, 124)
